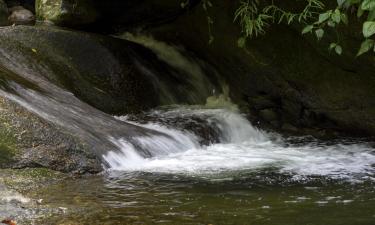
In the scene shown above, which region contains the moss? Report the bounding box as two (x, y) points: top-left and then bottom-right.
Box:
(0, 144), (15, 165)
(35, 0), (98, 26)
(0, 127), (18, 166)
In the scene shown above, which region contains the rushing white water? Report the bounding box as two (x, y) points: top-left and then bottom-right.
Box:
(104, 106), (375, 181)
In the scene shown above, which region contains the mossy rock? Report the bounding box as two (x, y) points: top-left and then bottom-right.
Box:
(35, 0), (98, 26)
(0, 96), (102, 173)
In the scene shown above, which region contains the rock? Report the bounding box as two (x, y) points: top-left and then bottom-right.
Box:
(6, 0), (34, 12)
(281, 123), (298, 133)
(0, 96), (102, 173)
(35, 0), (98, 26)
(248, 96), (277, 110)
(0, 25), (183, 172)
(0, 25), (160, 114)
(91, 0), (200, 29)
(259, 109), (278, 123)
(146, 0), (375, 137)
(4, 0), (19, 8)
(8, 6), (35, 25)
(281, 99), (302, 123)
(0, 0), (9, 26)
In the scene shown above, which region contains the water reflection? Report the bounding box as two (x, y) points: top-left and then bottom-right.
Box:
(18, 171), (375, 225)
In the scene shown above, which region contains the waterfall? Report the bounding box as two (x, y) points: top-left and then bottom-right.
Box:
(104, 105), (375, 181)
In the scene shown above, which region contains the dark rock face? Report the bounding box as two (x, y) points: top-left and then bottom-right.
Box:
(35, 0), (200, 32)
(0, 25), (159, 114)
(0, 96), (102, 174)
(0, 0), (8, 25)
(145, 0), (375, 137)
(91, 0), (200, 29)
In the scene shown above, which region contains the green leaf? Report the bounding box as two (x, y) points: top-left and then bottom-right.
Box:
(328, 20), (336, 27)
(329, 43), (337, 50)
(341, 13), (348, 25)
(315, 28), (324, 40)
(332, 9), (341, 23)
(368, 9), (375, 20)
(357, 39), (375, 56)
(318, 11), (332, 23)
(358, 7), (364, 18)
(361, 0), (375, 10)
(302, 25), (314, 34)
(363, 21), (375, 38)
(335, 45), (343, 55)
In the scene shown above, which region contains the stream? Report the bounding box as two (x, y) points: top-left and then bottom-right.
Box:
(2, 105), (375, 225)
(0, 31), (374, 225)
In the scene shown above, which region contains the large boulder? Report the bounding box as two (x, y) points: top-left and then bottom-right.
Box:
(0, 0), (9, 26)
(0, 25), (160, 114)
(35, 0), (98, 26)
(146, 0), (375, 137)
(0, 25), (169, 172)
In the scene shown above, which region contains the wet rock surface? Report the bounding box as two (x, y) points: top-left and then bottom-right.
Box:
(126, 110), (222, 146)
(0, 97), (102, 173)
(0, 25), (160, 114)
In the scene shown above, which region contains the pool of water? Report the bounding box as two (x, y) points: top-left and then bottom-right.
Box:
(15, 171), (374, 225)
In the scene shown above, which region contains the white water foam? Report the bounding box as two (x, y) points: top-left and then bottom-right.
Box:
(104, 107), (375, 180)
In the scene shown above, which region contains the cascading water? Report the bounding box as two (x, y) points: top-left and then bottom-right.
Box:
(104, 101), (375, 182)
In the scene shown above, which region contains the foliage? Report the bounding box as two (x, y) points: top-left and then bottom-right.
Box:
(233, 0), (375, 56)
(301, 0), (375, 56)
(234, 0), (325, 46)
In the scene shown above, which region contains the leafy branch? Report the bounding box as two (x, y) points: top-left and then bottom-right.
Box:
(301, 0), (375, 56)
(234, 0), (325, 47)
